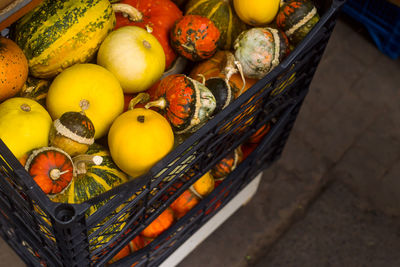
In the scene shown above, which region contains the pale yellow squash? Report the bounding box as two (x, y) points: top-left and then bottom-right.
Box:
(97, 26), (166, 93)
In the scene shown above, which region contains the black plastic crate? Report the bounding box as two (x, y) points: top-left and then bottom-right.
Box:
(0, 0), (345, 266)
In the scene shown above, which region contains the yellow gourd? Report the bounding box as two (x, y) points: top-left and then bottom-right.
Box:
(46, 64), (124, 139)
(233, 0), (280, 26)
(190, 171), (215, 198)
(0, 97), (52, 159)
(108, 108), (174, 178)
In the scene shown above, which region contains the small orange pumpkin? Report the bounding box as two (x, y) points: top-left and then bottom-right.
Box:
(108, 235), (144, 264)
(0, 37), (28, 102)
(109, 244), (131, 263)
(24, 147), (74, 195)
(141, 207), (175, 238)
(247, 123), (271, 144)
(241, 143), (258, 161)
(170, 189), (200, 219)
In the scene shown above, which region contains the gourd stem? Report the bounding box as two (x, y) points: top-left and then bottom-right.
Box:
(128, 93), (150, 110)
(72, 155), (103, 175)
(79, 99), (90, 114)
(221, 51), (247, 96)
(181, 43), (195, 53)
(112, 3), (143, 22)
(20, 104), (31, 112)
(222, 52), (238, 81)
(145, 24), (153, 33)
(234, 60), (246, 96)
(196, 74), (206, 85)
(145, 97), (167, 110)
(23, 86), (35, 94)
(49, 169), (69, 181)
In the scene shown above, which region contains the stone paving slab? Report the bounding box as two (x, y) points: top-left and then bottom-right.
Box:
(0, 239), (24, 267)
(254, 181), (400, 267)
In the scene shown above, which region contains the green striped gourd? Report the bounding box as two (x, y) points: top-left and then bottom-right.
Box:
(18, 76), (50, 107)
(14, 0), (116, 78)
(185, 0), (247, 50)
(52, 143), (128, 247)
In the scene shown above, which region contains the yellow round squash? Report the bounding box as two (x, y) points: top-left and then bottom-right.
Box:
(233, 0), (280, 26)
(46, 63), (124, 139)
(0, 97), (52, 159)
(108, 108), (174, 178)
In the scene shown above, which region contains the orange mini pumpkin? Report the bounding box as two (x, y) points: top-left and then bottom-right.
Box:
(170, 189), (200, 219)
(24, 147), (74, 195)
(141, 207), (175, 238)
(247, 123), (271, 144)
(0, 37), (28, 102)
(108, 235), (144, 264)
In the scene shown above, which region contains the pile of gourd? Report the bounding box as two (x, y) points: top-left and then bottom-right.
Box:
(0, 0), (320, 261)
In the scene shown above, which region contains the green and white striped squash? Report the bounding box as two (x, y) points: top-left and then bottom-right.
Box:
(52, 143), (128, 247)
(52, 143), (127, 212)
(185, 0), (247, 50)
(14, 0), (116, 78)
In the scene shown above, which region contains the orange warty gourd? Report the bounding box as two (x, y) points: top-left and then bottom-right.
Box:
(170, 15), (220, 61)
(141, 207), (175, 238)
(0, 37), (28, 102)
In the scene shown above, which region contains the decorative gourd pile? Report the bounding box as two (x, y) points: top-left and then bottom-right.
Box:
(0, 0), (321, 262)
